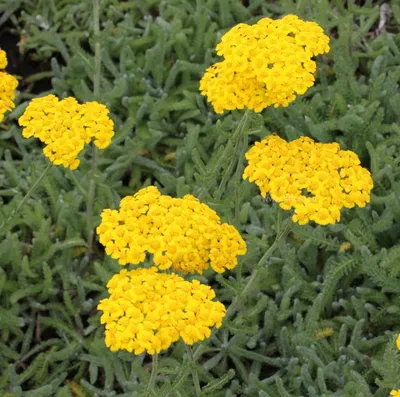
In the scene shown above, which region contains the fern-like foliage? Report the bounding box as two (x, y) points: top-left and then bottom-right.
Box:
(0, 0), (399, 396)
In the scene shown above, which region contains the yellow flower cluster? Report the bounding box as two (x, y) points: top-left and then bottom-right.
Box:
(200, 15), (330, 114)
(0, 48), (18, 122)
(97, 187), (241, 353)
(98, 267), (226, 354)
(243, 136), (373, 225)
(0, 49), (7, 69)
(18, 95), (114, 169)
(97, 186), (246, 274)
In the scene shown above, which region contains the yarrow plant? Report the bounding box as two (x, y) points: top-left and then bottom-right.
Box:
(0, 1), (392, 395)
(97, 267), (226, 354)
(200, 14), (330, 113)
(95, 185), (243, 391)
(96, 186), (247, 273)
(0, 48), (18, 122)
(92, 12), (375, 397)
(243, 135), (373, 225)
(3, 6), (381, 396)
(18, 94), (114, 170)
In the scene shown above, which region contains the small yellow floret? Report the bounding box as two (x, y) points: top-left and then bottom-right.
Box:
(390, 390), (400, 397)
(315, 328), (334, 339)
(200, 15), (330, 113)
(243, 135), (373, 225)
(96, 186), (247, 274)
(396, 334), (400, 350)
(339, 242), (352, 252)
(18, 95), (114, 169)
(98, 267), (226, 354)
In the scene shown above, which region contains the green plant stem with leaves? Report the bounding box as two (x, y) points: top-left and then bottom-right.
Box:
(1, 162), (52, 233)
(225, 212), (292, 321)
(86, 0), (101, 254)
(190, 215), (292, 375)
(86, 145), (97, 254)
(183, 214), (292, 395)
(146, 353), (158, 395)
(198, 109), (251, 201)
(186, 344), (201, 397)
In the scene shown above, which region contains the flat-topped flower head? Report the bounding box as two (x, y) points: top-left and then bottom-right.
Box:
(97, 186), (247, 274)
(98, 267), (226, 354)
(18, 95), (114, 169)
(200, 14), (330, 114)
(0, 48), (18, 122)
(0, 49), (7, 69)
(243, 135), (373, 225)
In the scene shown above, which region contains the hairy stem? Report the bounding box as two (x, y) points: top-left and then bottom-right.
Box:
(148, 353), (158, 391)
(86, 145), (97, 254)
(225, 215), (292, 321)
(1, 162), (51, 232)
(198, 109), (251, 201)
(68, 170), (87, 199)
(186, 345), (201, 397)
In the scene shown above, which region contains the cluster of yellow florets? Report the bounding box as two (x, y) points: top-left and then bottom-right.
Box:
(97, 186), (246, 274)
(243, 135), (373, 225)
(0, 49), (7, 69)
(97, 267), (226, 354)
(0, 48), (18, 122)
(97, 186), (244, 353)
(18, 94), (114, 170)
(200, 15), (330, 114)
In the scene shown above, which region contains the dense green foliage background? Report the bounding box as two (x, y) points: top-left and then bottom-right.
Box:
(0, 0), (400, 396)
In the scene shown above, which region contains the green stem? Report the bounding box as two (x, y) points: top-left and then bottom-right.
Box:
(193, 344), (207, 361)
(185, 345), (201, 397)
(198, 109), (251, 201)
(215, 110), (251, 200)
(87, 0), (101, 253)
(1, 163), (51, 232)
(68, 170), (87, 199)
(233, 126), (249, 227)
(225, 215), (292, 321)
(86, 145), (97, 253)
(148, 353), (158, 391)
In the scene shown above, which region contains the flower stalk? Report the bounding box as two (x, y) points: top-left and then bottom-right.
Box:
(147, 353), (158, 391)
(1, 162), (52, 232)
(225, 214), (292, 321)
(186, 345), (201, 397)
(199, 108), (251, 201)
